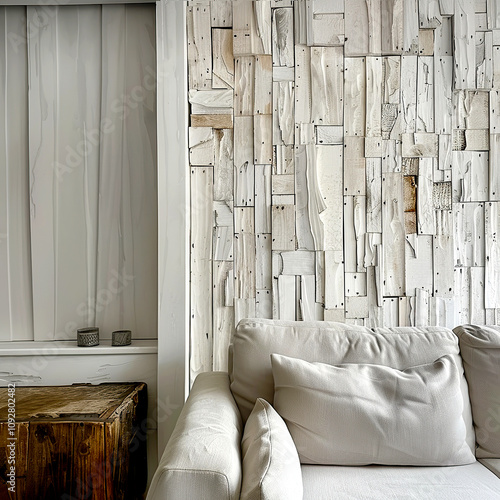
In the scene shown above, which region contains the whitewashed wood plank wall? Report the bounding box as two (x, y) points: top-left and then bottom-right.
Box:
(187, 0), (500, 378)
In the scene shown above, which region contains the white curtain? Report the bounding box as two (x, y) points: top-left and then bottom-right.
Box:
(0, 5), (157, 341)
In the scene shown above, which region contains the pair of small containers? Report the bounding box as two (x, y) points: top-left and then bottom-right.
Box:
(77, 327), (131, 347)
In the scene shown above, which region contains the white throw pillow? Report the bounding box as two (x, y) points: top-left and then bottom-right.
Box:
(271, 353), (476, 466)
(240, 398), (303, 500)
(454, 324), (500, 458)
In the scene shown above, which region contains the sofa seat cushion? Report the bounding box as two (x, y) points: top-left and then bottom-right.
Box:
(301, 463), (500, 500)
(271, 353), (474, 466)
(453, 324), (500, 458)
(231, 319), (475, 456)
(240, 398), (302, 500)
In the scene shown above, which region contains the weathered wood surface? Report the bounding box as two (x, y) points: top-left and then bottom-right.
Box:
(185, 0), (500, 376)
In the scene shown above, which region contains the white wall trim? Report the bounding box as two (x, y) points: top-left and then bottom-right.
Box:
(156, 0), (189, 455)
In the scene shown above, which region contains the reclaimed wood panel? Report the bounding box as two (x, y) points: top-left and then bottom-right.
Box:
(485, 201), (500, 308)
(454, 0), (476, 89)
(212, 29), (235, 88)
(187, 5), (212, 89)
(454, 202), (485, 267)
(310, 47), (343, 125)
(344, 57), (366, 137)
(366, 57), (382, 137)
(272, 7), (294, 67)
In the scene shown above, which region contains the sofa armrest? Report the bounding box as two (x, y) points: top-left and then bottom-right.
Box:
(146, 372), (243, 500)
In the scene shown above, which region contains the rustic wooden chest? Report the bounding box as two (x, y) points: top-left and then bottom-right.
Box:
(0, 383), (147, 500)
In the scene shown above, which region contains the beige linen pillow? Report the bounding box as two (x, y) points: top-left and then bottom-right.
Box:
(271, 353), (475, 466)
(454, 324), (500, 458)
(240, 398), (303, 500)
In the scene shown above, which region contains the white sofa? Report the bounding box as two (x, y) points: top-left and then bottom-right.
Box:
(147, 319), (500, 499)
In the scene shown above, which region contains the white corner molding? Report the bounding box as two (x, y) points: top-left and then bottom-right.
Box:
(156, 0), (189, 455)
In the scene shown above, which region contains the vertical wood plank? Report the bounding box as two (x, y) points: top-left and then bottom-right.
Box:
(187, 4), (212, 89)
(344, 57), (366, 137)
(454, 0), (476, 90)
(485, 202), (500, 308)
(294, 45), (312, 123)
(213, 261), (235, 370)
(366, 57), (383, 137)
(416, 56), (434, 132)
(254, 55), (273, 115)
(310, 47), (343, 125)
(272, 7), (294, 67)
(344, 0), (369, 55)
(212, 28), (235, 89)
(401, 56), (417, 133)
(190, 167), (214, 380)
(382, 173), (406, 296)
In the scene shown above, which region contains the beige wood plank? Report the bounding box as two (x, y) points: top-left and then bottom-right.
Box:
(434, 210), (454, 298)
(470, 266), (486, 324)
(254, 55), (273, 115)
(255, 164), (272, 233)
(213, 226), (233, 260)
(417, 158), (435, 234)
(294, 45), (311, 123)
(344, 57), (366, 137)
(401, 55), (417, 133)
(488, 0), (500, 28)
(476, 31), (493, 89)
(318, 145), (344, 251)
(272, 201), (296, 250)
(382, 172), (406, 296)
(210, 0), (232, 27)
(294, 0), (308, 45)
(403, 0), (419, 54)
(419, 0), (441, 28)
(214, 129), (234, 201)
(316, 126), (343, 144)
(234, 207), (256, 299)
(234, 115), (254, 170)
(276, 274), (296, 319)
(295, 145), (314, 249)
(366, 56), (383, 137)
(453, 202), (485, 267)
(275, 145), (295, 174)
(490, 94), (500, 133)
(189, 127), (215, 166)
(344, 0), (369, 55)
(189, 88), (233, 114)
(254, 115), (273, 164)
(214, 200), (234, 227)
(434, 56), (453, 135)
(485, 201), (500, 308)
(307, 11), (345, 46)
(416, 56), (434, 133)
(454, 0), (476, 89)
(234, 298), (256, 324)
(256, 233), (272, 290)
(452, 151), (488, 202)
(493, 45), (500, 89)
(233, 0), (271, 55)
(212, 28), (234, 89)
(311, 46), (343, 125)
(281, 250), (316, 275)
(345, 272), (367, 296)
(191, 114), (233, 128)
(324, 250), (345, 309)
(234, 161), (255, 207)
(402, 132), (438, 157)
(383, 56), (401, 104)
(212, 261), (235, 371)
(190, 167), (214, 376)
(187, 5), (212, 90)
(490, 134), (500, 200)
(365, 137), (383, 157)
(418, 29), (434, 55)
(300, 274), (323, 321)
(256, 289), (273, 319)
(366, 157), (382, 232)
(405, 235), (433, 296)
(435, 15), (453, 56)
(272, 7), (294, 67)
(273, 66), (295, 81)
(234, 56), (255, 116)
(273, 81), (295, 145)
(272, 174), (295, 195)
(344, 136), (366, 195)
(381, 0), (403, 54)
(346, 296), (369, 319)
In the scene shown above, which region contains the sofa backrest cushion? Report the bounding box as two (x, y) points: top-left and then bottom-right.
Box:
(231, 318), (475, 456)
(454, 324), (500, 458)
(271, 353), (475, 466)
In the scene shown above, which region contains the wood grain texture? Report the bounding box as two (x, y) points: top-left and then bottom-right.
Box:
(212, 28), (235, 88)
(485, 201), (500, 308)
(366, 57), (382, 137)
(454, 0), (476, 90)
(187, 5), (212, 89)
(272, 8), (294, 67)
(344, 57), (366, 137)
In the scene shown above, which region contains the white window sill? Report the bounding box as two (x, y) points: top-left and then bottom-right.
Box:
(0, 340), (158, 356)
